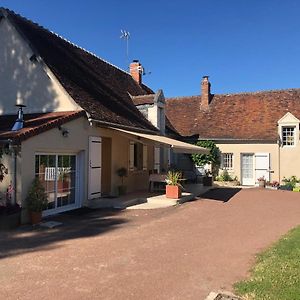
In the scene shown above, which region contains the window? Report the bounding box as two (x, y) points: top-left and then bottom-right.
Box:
(282, 126), (295, 146)
(35, 154), (77, 211)
(222, 153), (233, 169)
(129, 142), (147, 171)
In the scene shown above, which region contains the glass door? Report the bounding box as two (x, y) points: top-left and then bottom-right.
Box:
(35, 154), (78, 214)
(241, 154), (255, 185)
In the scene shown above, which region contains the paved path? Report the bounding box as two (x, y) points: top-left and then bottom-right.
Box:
(1, 188), (300, 300)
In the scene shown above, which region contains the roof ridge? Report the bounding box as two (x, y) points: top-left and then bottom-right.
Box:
(166, 88), (300, 101)
(2, 7), (142, 81)
(215, 87), (300, 97)
(166, 95), (200, 100)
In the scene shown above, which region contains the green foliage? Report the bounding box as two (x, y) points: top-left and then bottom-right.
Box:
(282, 176), (299, 189)
(235, 226), (300, 300)
(191, 140), (220, 167)
(165, 170), (183, 187)
(216, 170), (235, 182)
(26, 178), (48, 212)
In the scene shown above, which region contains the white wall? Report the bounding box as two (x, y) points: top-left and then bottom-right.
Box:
(19, 117), (154, 220)
(0, 18), (80, 115)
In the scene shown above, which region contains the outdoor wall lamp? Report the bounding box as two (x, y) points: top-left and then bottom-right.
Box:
(58, 125), (69, 137)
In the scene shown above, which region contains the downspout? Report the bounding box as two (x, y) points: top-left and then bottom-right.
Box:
(278, 136), (281, 183)
(13, 147), (17, 205)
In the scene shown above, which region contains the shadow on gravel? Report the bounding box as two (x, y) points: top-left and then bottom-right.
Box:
(0, 208), (127, 260)
(201, 188), (242, 203)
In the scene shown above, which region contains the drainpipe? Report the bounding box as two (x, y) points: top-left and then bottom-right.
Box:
(13, 148), (17, 205)
(278, 136), (281, 184)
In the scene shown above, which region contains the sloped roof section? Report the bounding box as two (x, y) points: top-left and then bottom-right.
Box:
(166, 89), (300, 141)
(3, 8), (157, 133)
(132, 94), (155, 106)
(0, 111), (85, 143)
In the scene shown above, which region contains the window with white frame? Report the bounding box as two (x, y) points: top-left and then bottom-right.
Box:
(282, 126), (295, 146)
(222, 153), (233, 169)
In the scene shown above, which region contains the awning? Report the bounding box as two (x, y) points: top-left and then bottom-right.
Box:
(109, 127), (209, 155)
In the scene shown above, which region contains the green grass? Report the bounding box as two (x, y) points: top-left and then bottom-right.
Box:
(234, 226), (300, 300)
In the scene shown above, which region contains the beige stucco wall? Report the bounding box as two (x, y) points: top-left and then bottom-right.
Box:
(0, 17), (80, 115)
(279, 145), (300, 180)
(217, 141), (300, 183)
(217, 143), (278, 183)
(19, 117), (154, 218)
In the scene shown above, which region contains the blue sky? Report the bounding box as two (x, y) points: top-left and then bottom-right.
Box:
(1, 0), (300, 97)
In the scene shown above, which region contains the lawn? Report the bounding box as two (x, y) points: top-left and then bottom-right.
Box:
(234, 226), (300, 300)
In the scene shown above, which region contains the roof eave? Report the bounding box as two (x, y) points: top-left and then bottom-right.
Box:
(88, 118), (159, 135)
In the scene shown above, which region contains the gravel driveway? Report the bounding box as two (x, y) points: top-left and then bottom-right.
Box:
(1, 188), (300, 300)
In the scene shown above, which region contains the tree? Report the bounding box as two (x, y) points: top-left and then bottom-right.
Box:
(191, 140), (220, 176)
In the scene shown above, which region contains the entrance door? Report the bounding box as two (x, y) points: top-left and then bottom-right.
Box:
(241, 154), (254, 185)
(35, 154), (78, 216)
(88, 136), (102, 199)
(255, 153), (270, 182)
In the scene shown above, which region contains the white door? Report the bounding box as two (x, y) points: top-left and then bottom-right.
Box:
(255, 153), (270, 182)
(88, 136), (102, 199)
(241, 154), (255, 185)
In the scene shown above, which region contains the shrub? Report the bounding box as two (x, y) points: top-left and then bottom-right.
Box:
(26, 178), (48, 212)
(216, 170), (235, 182)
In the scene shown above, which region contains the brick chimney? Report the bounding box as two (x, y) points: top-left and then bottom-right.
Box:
(130, 60), (143, 84)
(201, 76), (211, 108)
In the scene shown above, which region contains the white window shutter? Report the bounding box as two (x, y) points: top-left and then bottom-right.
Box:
(129, 141), (134, 171)
(143, 145), (147, 170)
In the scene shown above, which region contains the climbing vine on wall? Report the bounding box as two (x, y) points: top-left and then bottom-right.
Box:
(191, 140), (221, 167)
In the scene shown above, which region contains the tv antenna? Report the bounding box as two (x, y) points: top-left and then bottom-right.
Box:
(120, 29), (130, 69)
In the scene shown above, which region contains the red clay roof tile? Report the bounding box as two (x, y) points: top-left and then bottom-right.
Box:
(0, 111), (85, 143)
(166, 89), (300, 141)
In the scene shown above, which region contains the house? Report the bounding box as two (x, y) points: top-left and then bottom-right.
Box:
(166, 76), (300, 185)
(0, 8), (207, 221)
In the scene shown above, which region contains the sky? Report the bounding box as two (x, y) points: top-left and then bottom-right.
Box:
(1, 0), (300, 97)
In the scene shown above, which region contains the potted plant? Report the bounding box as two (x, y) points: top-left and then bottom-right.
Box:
(203, 170), (213, 186)
(116, 167), (128, 196)
(257, 176), (266, 188)
(26, 178), (48, 224)
(165, 170), (183, 199)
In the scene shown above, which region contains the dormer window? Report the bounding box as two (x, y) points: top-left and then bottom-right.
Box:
(282, 126), (295, 146)
(278, 112), (300, 148)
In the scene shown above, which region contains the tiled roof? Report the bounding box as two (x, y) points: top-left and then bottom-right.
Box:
(0, 111), (85, 143)
(3, 8), (157, 133)
(132, 95), (155, 106)
(166, 89), (300, 141)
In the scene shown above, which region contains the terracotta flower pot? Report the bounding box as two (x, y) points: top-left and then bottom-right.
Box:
(166, 185), (182, 199)
(30, 211), (42, 225)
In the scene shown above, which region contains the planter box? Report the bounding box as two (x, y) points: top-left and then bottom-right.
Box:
(0, 212), (21, 230)
(265, 186), (279, 190)
(166, 185), (182, 199)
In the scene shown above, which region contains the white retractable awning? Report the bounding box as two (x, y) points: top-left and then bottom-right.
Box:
(109, 127), (209, 155)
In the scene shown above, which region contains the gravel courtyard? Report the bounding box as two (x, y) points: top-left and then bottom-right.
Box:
(1, 188), (300, 300)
